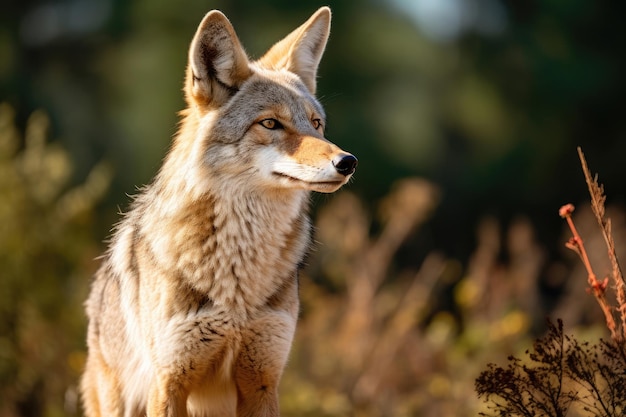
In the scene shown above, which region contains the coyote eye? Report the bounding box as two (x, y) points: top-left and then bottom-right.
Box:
(312, 118), (323, 130)
(259, 118), (283, 130)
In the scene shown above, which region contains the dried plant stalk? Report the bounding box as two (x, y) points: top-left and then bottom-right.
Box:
(560, 204), (616, 341)
(577, 147), (626, 341)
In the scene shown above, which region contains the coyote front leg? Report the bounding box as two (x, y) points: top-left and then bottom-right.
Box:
(234, 313), (296, 417)
(146, 310), (235, 417)
(147, 373), (190, 417)
(81, 353), (124, 417)
(235, 273), (299, 417)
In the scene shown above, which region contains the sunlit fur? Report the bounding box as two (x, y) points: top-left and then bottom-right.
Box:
(80, 7), (355, 417)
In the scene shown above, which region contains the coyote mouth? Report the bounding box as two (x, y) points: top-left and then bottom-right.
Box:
(272, 171), (344, 187)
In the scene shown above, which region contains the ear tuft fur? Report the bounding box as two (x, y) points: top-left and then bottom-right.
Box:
(258, 7), (331, 95)
(186, 10), (252, 107)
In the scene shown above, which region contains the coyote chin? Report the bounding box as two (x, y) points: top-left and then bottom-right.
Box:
(80, 6), (356, 417)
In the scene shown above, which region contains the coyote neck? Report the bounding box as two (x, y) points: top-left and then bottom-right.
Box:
(139, 179), (311, 312)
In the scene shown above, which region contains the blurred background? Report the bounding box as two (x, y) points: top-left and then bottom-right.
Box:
(1, 0), (626, 416)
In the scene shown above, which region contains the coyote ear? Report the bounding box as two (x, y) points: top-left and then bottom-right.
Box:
(186, 10), (252, 107)
(259, 7), (331, 95)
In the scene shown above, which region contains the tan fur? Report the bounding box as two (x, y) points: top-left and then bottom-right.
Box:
(80, 7), (356, 417)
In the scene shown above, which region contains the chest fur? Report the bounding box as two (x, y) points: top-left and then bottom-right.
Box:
(131, 187), (311, 311)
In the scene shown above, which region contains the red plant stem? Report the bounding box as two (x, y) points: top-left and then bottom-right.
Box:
(564, 216), (599, 292)
(560, 204), (617, 340)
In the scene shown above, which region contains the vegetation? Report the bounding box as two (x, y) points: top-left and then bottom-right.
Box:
(2, 1), (626, 416)
(477, 319), (626, 417)
(0, 104), (110, 416)
(476, 151), (626, 416)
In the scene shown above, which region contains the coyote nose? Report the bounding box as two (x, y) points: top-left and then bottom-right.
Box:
(333, 154), (358, 176)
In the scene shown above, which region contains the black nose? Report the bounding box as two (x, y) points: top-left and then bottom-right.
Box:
(333, 154), (358, 176)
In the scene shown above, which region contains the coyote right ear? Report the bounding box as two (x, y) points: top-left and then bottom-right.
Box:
(258, 7), (331, 95)
(186, 11), (252, 107)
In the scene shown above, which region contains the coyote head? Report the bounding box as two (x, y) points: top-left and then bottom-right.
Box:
(175, 7), (356, 195)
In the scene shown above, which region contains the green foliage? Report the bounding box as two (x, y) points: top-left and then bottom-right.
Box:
(0, 104), (110, 417)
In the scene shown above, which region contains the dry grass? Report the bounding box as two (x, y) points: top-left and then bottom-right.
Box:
(282, 179), (545, 416)
(560, 148), (626, 342)
(477, 148), (626, 417)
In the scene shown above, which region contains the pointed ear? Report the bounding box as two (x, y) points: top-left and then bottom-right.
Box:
(186, 10), (252, 107)
(258, 7), (331, 95)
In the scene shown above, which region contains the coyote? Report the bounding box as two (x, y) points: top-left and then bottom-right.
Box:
(80, 7), (356, 417)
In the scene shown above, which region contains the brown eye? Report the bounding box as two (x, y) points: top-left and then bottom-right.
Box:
(259, 118), (283, 130)
(312, 119), (323, 130)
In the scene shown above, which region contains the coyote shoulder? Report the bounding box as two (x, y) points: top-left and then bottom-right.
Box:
(80, 6), (356, 417)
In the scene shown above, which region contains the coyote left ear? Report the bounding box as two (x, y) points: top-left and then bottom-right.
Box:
(259, 7), (331, 95)
(186, 10), (252, 107)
